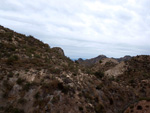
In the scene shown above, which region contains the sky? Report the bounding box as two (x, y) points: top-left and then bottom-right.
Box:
(0, 0), (150, 59)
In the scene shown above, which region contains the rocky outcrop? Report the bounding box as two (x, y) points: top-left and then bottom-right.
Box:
(52, 47), (65, 56)
(105, 61), (126, 77)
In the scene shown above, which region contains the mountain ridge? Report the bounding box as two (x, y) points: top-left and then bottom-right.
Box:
(76, 55), (132, 67)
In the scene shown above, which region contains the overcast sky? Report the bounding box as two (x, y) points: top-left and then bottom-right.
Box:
(0, 0), (150, 59)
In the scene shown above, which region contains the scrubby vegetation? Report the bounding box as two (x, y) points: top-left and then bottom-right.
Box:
(0, 25), (150, 113)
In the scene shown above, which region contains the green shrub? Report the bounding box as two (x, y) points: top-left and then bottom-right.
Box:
(18, 98), (27, 105)
(99, 60), (102, 63)
(50, 68), (61, 74)
(8, 72), (13, 77)
(16, 78), (25, 85)
(3, 80), (13, 90)
(96, 84), (103, 90)
(6, 55), (19, 65)
(75, 60), (79, 64)
(137, 105), (142, 110)
(60, 84), (70, 94)
(51, 96), (60, 104)
(129, 79), (135, 84)
(94, 71), (104, 79)
(79, 106), (83, 111)
(95, 104), (105, 113)
(86, 69), (93, 75)
(34, 92), (40, 100)
(34, 54), (40, 58)
(26, 47), (36, 54)
(2, 91), (9, 98)
(6, 32), (13, 41)
(139, 97), (150, 101)
(9, 45), (16, 51)
(23, 82), (32, 91)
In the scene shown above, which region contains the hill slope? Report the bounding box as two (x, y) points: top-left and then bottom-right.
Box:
(0, 25), (150, 113)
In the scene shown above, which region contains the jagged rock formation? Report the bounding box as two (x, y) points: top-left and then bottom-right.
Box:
(0, 25), (150, 113)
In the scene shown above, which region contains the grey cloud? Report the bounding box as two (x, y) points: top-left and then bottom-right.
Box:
(0, 0), (150, 59)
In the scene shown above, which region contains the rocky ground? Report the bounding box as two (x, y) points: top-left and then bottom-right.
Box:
(0, 25), (150, 113)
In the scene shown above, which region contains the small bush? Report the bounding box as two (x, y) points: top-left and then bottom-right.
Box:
(18, 98), (27, 105)
(51, 96), (60, 104)
(137, 105), (142, 110)
(8, 72), (13, 77)
(99, 60), (102, 63)
(2, 91), (9, 98)
(130, 105), (134, 109)
(109, 98), (113, 105)
(79, 106), (83, 111)
(96, 84), (103, 90)
(94, 71), (104, 79)
(50, 68), (61, 74)
(6, 32), (13, 41)
(139, 97), (150, 101)
(95, 103), (105, 113)
(61, 85), (70, 94)
(146, 105), (149, 108)
(34, 92), (40, 100)
(6, 55), (19, 65)
(75, 60), (79, 64)
(129, 79), (135, 84)
(16, 78), (25, 85)
(23, 82), (32, 91)
(3, 80), (13, 90)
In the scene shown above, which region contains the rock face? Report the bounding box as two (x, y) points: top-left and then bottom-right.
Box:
(52, 47), (65, 56)
(0, 25), (150, 113)
(105, 61), (126, 77)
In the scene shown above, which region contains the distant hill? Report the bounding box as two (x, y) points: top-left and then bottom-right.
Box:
(77, 55), (107, 67)
(77, 55), (132, 67)
(114, 55), (132, 62)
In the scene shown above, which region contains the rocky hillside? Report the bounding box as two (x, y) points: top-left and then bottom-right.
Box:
(76, 55), (131, 67)
(0, 25), (150, 113)
(77, 55), (107, 67)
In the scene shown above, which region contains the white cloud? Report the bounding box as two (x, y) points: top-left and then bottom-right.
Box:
(0, 0), (150, 59)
